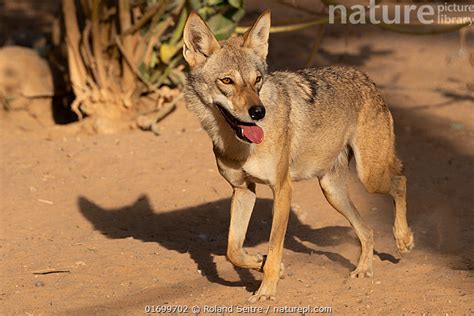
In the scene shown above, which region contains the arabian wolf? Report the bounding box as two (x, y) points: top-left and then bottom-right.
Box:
(182, 10), (414, 302)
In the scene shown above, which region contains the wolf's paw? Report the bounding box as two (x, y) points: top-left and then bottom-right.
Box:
(350, 248), (373, 279)
(393, 227), (414, 255)
(350, 264), (373, 279)
(248, 289), (276, 303)
(228, 250), (265, 270)
(254, 252), (265, 264)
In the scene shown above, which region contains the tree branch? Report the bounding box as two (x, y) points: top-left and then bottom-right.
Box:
(118, 0), (136, 92)
(120, 1), (166, 37)
(62, 0), (88, 95)
(91, 0), (107, 88)
(115, 35), (156, 92)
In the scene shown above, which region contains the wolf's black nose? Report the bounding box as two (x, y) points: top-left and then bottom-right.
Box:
(249, 105), (266, 120)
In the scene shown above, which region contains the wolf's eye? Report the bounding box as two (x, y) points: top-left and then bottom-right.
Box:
(255, 76), (262, 83)
(220, 78), (233, 84)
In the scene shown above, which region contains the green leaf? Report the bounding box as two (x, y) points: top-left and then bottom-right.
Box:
(207, 0), (223, 5)
(150, 66), (164, 83)
(160, 43), (177, 64)
(169, 7), (188, 45)
(228, 0), (242, 8)
(138, 63), (150, 81)
(189, 0), (202, 10)
(197, 6), (215, 19)
(230, 8), (245, 22)
(168, 0), (184, 9)
(150, 52), (159, 68)
(207, 14), (235, 40)
(168, 68), (186, 86)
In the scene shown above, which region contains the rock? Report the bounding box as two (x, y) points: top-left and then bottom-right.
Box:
(0, 46), (53, 100)
(0, 46), (54, 125)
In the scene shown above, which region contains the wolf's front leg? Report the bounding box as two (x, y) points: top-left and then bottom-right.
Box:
(226, 182), (264, 270)
(248, 177), (292, 303)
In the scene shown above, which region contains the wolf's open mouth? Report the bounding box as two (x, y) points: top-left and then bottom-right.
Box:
(215, 103), (264, 144)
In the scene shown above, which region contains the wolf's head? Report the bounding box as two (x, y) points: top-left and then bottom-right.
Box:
(183, 11), (271, 145)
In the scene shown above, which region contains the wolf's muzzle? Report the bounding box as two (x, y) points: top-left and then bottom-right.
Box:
(248, 105), (266, 120)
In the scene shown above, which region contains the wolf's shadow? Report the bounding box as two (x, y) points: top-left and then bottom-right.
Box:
(78, 196), (395, 291)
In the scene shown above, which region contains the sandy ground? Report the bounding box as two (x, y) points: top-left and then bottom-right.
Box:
(1, 2), (474, 315)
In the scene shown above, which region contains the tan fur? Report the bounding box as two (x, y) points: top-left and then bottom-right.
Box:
(183, 10), (414, 302)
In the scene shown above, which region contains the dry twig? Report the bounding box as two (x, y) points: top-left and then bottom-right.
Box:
(115, 35), (156, 92)
(121, 2), (166, 37)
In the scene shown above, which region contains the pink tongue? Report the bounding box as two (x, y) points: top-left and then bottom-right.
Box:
(240, 125), (264, 144)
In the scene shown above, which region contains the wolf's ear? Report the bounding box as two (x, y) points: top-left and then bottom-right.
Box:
(183, 12), (220, 68)
(243, 10), (271, 60)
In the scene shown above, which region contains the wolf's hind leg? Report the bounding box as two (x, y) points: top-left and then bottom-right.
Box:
(227, 182), (264, 270)
(390, 175), (414, 255)
(351, 107), (414, 256)
(319, 167), (374, 278)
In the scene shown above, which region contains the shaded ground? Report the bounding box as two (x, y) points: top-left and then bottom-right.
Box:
(1, 1), (473, 315)
(0, 0), (59, 47)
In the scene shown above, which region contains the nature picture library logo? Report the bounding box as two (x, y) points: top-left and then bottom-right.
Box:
(329, 1), (474, 26)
